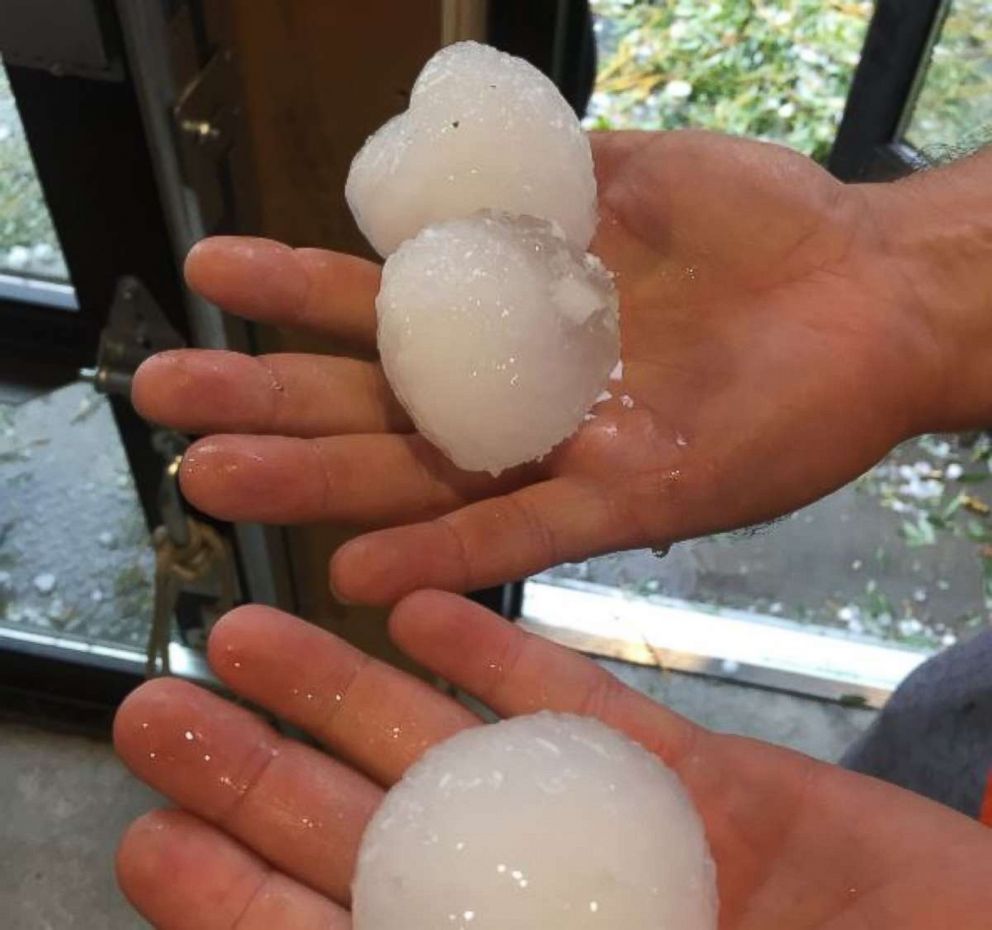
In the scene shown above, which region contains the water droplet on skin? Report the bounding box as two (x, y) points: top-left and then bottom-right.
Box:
(148, 752), (157, 760)
(391, 726), (402, 740)
(203, 754), (211, 762)
(334, 693), (343, 702)
(233, 661), (242, 669)
(292, 688), (300, 696)
(306, 692), (314, 701)
(620, 394), (634, 409)
(140, 722), (149, 730)
(184, 730), (195, 741)
(675, 432), (689, 448)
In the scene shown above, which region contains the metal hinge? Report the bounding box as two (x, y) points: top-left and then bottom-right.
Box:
(172, 47), (241, 230)
(80, 276), (184, 396)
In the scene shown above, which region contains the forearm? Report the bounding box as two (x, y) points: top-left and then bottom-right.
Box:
(865, 147), (992, 432)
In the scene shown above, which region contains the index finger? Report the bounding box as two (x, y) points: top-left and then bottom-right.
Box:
(185, 237), (380, 349)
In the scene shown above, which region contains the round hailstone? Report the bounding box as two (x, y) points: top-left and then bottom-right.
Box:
(377, 212), (619, 475)
(352, 712), (718, 930)
(346, 40), (597, 257)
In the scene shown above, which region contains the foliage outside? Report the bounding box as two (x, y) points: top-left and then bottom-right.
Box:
(905, 0), (992, 157)
(588, 0), (992, 164)
(586, 0), (873, 162)
(0, 64), (67, 279)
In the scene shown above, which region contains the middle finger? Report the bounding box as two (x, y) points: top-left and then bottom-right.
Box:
(115, 606), (482, 901)
(179, 433), (522, 525)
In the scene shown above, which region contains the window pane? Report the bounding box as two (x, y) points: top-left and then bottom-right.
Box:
(904, 0), (992, 155)
(0, 63), (71, 281)
(533, 431), (992, 698)
(586, 0), (873, 163)
(517, 3), (992, 698)
(0, 382), (154, 652)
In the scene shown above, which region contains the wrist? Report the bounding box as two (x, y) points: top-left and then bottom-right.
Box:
(861, 152), (992, 434)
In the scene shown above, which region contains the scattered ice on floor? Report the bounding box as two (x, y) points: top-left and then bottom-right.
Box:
(346, 41), (597, 257)
(352, 712), (717, 930)
(377, 213), (619, 474)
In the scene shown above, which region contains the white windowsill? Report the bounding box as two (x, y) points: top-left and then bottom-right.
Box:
(521, 579), (929, 708)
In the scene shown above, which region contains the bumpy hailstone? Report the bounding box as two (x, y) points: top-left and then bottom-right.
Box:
(352, 712), (718, 930)
(346, 41), (597, 257)
(377, 212), (619, 474)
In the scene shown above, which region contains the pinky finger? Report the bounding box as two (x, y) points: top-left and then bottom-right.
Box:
(117, 809), (349, 930)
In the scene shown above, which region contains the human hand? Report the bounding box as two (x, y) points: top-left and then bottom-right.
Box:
(114, 592), (992, 928)
(133, 130), (940, 605)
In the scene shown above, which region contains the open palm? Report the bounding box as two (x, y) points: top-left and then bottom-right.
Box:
(115, 593), (992, 928)
(134, 130), (939, 606)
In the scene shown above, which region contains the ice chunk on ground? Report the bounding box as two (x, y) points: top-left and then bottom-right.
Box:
(346, 41), (597, 257)
(33, 572), (56, 595)
(352, 712), (717, 930)
(377, 212), (619, 474)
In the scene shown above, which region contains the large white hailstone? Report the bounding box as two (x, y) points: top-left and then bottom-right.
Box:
(346, 41), (597, 257)
(352, 712), (718, 930)
(377, 212), (619, 474)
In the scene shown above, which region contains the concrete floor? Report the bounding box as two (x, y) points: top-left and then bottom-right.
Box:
(1, 383), (154, 649)
(0, 663), (874, 928)
(0, 721), (158, 929)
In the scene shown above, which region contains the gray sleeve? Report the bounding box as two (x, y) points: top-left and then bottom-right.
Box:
(841, 629), (992, 818)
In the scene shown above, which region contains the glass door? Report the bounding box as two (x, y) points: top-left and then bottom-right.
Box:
(0, 0), (290, 717)
(518, 0), (992, 707)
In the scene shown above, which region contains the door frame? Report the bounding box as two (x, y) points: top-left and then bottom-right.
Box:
(0, 0), (292, 719)
(829, 0), (947, 181)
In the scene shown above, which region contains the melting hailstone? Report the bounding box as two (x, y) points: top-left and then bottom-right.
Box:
(346, 40), (597, 257)
(377, 212), (619, 474)
(351, 712), (718, 930)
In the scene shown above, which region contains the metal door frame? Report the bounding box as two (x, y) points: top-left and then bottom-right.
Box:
(829, 0), (948, 181)
(0, 0), (292, 719)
